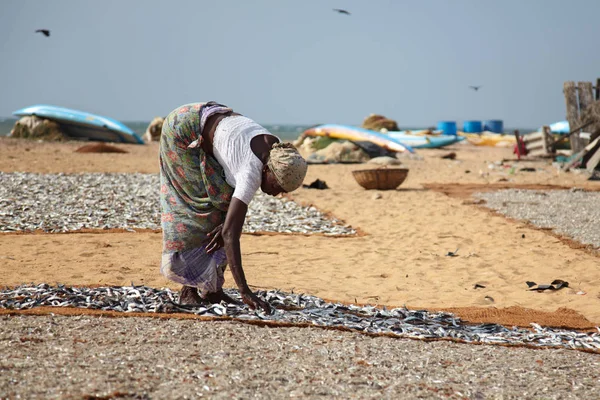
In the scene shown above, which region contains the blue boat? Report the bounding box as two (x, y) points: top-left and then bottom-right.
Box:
(13, 104), (144, 144)
(387, 131), (465, 149)
(303, 124), (414, 153)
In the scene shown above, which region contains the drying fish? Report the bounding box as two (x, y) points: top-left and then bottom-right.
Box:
(474, 189), (600, 249)
(0, 172), (355, 236)
(0, 284), (598, 353)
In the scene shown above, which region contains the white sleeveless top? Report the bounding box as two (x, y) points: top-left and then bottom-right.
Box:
(212, 115), (279, 205)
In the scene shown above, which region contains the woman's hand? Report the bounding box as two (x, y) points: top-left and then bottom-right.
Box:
(241, 289), (272, 314)
(205, 224), (224, 254)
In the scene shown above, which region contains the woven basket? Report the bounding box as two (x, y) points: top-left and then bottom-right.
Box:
(352, 168), (409, 190)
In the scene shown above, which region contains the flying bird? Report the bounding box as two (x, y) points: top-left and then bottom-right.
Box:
(333, 8), (351, 15)
(469, 85), (482, 91)
(35, 29), (50, 37)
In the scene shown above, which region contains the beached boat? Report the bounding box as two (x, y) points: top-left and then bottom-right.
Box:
(302, 124), (414, 153)
(387, 131), (465, 148)
(13, 104), (145, 144)
(458, 131), (517, 147)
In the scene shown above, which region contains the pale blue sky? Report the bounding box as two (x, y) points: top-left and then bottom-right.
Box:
(1, 0), (599, 128)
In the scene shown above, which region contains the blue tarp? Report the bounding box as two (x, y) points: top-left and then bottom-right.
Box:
(549, 120), (569, 134)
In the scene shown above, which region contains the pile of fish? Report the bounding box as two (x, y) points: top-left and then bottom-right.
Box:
(1, 284), (598, 352)
(475, 189), (600, 248)
(0, 172), (355, 235)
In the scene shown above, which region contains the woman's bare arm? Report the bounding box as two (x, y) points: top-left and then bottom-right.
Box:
(222, 198), (271, 313)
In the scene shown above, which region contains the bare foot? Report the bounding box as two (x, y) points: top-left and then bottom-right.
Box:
(203, 290), (242, 306)
(179, 286), (206, 305)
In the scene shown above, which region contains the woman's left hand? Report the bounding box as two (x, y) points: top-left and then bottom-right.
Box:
(205, 224), (224, 254)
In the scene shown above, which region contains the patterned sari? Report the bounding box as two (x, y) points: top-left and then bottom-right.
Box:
(159, 102), (234, 294)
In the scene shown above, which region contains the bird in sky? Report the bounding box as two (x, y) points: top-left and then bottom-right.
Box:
(35, 29), (50, 37)
(333, 8), (351, 15)
(469, 85), (482, 91)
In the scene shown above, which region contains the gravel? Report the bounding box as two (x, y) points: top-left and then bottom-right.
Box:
(0, 172), (355, 235)
(474, 189), (600, 248)
(1, 315), (599, 399)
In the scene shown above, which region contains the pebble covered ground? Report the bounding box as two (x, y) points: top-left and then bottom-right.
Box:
(1, 315), (599, 399)
(475, 189), (600, 248)
(0, 172), (355, 235)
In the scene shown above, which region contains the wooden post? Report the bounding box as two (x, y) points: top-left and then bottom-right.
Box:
(583, 128), (600, 172)
(514, 130), (521, 160)
(577, 81), (594, 148)
(564, 81), (583, 153)
(596, 78), (600, 101)
(578, 82), (594, 115)
(543, 125), (555, 154)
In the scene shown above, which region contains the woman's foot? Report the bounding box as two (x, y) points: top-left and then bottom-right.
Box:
(179, 286), (205, 305)
(203, 289), (242, 306)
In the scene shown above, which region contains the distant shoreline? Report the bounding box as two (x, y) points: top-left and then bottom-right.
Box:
(0, 117), (538, 138)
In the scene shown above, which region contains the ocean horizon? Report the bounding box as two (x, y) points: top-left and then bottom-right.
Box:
(0, 117), (538, 142)
(0, 117), (314, 142)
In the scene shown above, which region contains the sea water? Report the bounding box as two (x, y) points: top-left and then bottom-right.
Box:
(0, 117), (534, 142)
(0, 118), (311, 142)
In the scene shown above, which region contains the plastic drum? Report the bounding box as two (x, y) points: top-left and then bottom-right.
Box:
(483, 120), (504, 134)
(463, 120), (483, 133)
(436, 121), (457, 136)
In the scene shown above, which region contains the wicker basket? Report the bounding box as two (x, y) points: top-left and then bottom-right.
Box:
(352, 168), (409, 190)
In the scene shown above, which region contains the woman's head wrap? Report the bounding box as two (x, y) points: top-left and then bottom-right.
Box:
(267, 143), (308, 192)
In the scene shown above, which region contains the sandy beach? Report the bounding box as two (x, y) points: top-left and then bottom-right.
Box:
(2, 136), (600, 398)
(1, 136), (599, 327)
(5, 0), (600, 396)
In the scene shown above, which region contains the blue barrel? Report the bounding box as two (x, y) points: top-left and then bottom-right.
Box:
(437, 121), (457, 136)
(484, 120), (504, 133)
(463, 120), (482, 133)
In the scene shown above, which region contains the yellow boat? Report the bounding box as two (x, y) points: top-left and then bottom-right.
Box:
(458, 132), (516, 147)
